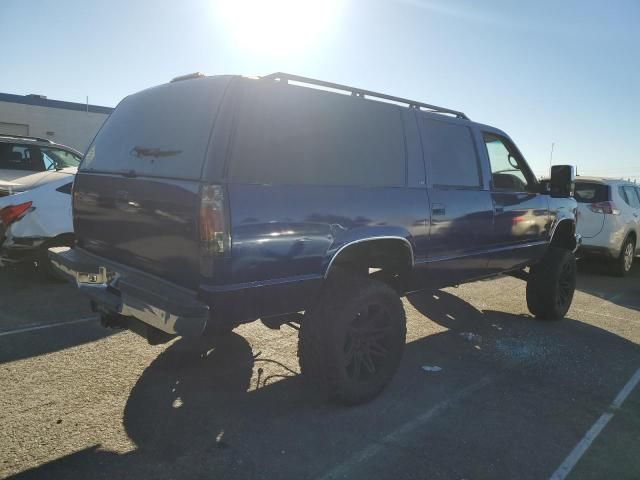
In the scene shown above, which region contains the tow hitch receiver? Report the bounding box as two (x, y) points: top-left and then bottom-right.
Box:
(77, 266), (108, 285)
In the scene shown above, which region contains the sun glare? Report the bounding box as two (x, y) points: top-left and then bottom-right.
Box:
(214, 0), (341, 57)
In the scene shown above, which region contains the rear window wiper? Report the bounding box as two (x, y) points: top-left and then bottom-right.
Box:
(130, 146), (182, 158)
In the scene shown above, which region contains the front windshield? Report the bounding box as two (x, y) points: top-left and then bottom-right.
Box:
(41, 147), (82, 170)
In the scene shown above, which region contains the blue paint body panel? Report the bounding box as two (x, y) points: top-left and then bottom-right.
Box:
(227, 184), (427, 283)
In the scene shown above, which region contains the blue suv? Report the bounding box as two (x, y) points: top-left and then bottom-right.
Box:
(49, 73), (580, 404)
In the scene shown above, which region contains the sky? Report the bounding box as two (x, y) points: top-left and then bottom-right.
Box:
(1, 0), (638, 180)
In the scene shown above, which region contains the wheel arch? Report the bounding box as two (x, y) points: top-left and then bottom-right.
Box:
(549, 218), (577, 251)
(324, 236), (415, 279)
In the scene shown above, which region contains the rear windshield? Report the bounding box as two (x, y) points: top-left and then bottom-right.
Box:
(81, 77), (229, 180)
(574, 182), (609, 203)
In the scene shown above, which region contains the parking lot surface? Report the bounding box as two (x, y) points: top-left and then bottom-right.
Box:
(1, 261), (639, 480)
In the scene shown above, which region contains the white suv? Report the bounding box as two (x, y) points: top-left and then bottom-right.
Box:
(575, 177), (639, 276)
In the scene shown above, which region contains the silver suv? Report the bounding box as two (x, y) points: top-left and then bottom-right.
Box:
(576, 177), (639, 275)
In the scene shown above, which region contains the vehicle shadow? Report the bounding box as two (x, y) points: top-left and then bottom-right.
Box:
(576, 258), (640, 311)
(0, 264), (115, 364)
(8, 289), (640, 480)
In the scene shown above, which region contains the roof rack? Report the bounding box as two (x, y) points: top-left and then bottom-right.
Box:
(171, 72), (206, 83)
(261, 72), (469, 120)
(0, 134), (54, 144)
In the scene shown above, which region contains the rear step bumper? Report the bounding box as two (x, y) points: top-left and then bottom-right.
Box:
(48, 246), (209, 337)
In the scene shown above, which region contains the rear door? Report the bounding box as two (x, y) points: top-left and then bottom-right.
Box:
(574, 181), (609, 239)
(73, 76), (232, 288)
(621, 185), (640, 239)
(419, 116), (494, 284)
(482, 132), (549, 271)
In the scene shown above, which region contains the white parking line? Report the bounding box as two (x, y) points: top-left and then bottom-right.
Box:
(317, 376), (493, 480)
(549, 367), (640, 480)
(0, 316), (98, 337)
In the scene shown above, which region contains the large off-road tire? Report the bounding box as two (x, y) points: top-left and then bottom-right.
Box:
(526, 247), (576, 320)
(611, 236), (635, 277)
(298, 267), (406, 405)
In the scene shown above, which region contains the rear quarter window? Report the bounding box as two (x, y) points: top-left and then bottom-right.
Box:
(81, 77), (229, 180)
(229, 81), (406, 187)
(574, 182), (609, 203)
(621, 186), (640, 208)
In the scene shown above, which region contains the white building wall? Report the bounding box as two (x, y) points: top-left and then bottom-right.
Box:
(0, 101), (110, 153)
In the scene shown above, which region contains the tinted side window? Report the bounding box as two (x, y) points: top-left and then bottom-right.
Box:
(421, 118), (480, 188)
(574, 182), (609, 203)
(0, 144), (44, 171)
(229, 82), (406, 186)
(623, 186), (640, 208)
(619, 187), (629, 204)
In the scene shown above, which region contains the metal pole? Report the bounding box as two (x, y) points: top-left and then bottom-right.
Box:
(549, 142), (555, 175)
(86, 96), (89, 114)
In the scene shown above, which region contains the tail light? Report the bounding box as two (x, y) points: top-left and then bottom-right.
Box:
(588, 201), (620, 215)
(199, 184), (228, 277)
(0, 201), (33, 227)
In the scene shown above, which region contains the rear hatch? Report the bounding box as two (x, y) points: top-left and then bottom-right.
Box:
(73, 76), (231, 288)
(575, 181), (608, 238)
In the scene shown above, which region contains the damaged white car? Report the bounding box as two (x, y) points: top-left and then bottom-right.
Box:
(0, 173), (74, 277)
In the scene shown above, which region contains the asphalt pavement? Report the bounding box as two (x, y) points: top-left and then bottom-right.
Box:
(1, 260), (639, 480)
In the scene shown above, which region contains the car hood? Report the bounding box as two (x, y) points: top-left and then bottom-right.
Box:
(0, 167), (77, 196)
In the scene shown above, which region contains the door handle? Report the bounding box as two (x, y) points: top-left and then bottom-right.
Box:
(431, 204), (446, 216)
(494, 207), (504, 214)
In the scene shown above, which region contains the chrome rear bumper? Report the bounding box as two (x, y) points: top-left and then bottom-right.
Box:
(48, 246), (209, 336)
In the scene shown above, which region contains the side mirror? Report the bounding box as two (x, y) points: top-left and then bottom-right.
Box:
(550, 165), (575, 198)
